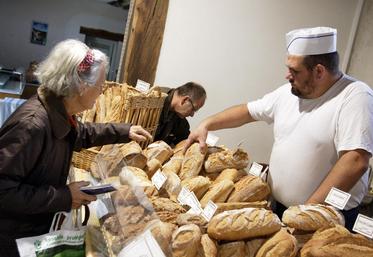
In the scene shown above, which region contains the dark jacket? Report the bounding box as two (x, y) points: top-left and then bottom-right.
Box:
(154, 88), (190, 146)
(0, 87), (131, 242)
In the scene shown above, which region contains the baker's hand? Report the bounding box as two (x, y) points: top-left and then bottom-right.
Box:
(129, 125), (153, 142)
(183, 124), (208, 153)
(68, 181), (97, 209)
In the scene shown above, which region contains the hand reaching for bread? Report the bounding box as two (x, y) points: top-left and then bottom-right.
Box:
(129, 125), (152, 142)
(68, 181), (97, 209)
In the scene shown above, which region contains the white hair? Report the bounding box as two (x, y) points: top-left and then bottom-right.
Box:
(35, 39), (109, 97)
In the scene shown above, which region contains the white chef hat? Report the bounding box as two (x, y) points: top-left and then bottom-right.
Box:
(286, 27), (337, 55)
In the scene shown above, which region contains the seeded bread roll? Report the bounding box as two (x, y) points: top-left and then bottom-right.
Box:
(199, 234), (217, 257)
(300, 224), (373, 257)
(218, 241), (248, 257)
(204, 148), (249, 173)
(282, 204), (345, 232)
(179, 143), (207, 180)
(227, 175), (270, 202)
(200, 179), (234, 207)
(212, 168), (247, 185)
(207, 208), (281, 241)
(172, 224), (202, 257)
(256, 229), (298, 257)
(181, 176), (211, 200)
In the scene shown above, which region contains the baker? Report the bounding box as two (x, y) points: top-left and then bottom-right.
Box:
(185, 27), (373, 231)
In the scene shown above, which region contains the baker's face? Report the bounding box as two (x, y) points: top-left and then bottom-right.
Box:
(285, 55), (315, 99)
(79, 64), (105, 110)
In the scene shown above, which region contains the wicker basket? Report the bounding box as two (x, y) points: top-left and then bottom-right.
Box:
(72, 81), (167, 170)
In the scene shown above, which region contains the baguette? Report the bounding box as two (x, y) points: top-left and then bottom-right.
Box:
(227, 175), (270, 202)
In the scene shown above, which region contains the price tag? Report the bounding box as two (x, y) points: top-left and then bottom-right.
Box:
(324, 187), (351, 210)
(206, 132), (219, 146)
(249, 162), (263, 177)
(151, 169), (167, 190)
(185, 191), (201, 209)
(187, 205), (203, 215)
(135, 79), (150, 93)
(177, 187), (191, 205)
(353, 214), (373, 238)
(201, 201), (217, 221)
(118, 229), (166, 257)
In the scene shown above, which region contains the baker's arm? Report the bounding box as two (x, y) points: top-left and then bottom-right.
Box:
(306, 149), (371, 204)
(185, 104), (256, 151)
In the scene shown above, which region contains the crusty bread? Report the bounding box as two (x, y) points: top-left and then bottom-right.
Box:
(179, 143), (207, 180)
(215, 201), (268, 214)
(200, 179), (234, 207)
(145, 158), (162, 178)
(119, 141), (147, 169)
(282, 204), (345, 232)
(256, 229), (298, 257)
(199, 234), (217, 257)
(218, 241), (248, 257)
(150, 220), (177, 256)
(300, 224), (373, 257)
(162, 170), (182, 201)
(246, 238), (266, 257)
(176, 213), (208, 234)
(172, 224), (202, 257)
(227, 175), (270, 202)
(162, 156), (184, 174)
(181, 176), (211, 200)
(106, 95), (122, 122)
(204, 148), (249, 173)
(145, 140), (173, 164)
(213, 168), (247, 185)
(207, 208), (282, 241)
(150, 197), (186, 214)
(119, 166), (158, 197)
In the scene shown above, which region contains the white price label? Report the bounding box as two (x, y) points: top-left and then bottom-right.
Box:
(249, 162), (263, 177)
(206, 132), (219, 146)
(186, 205), (203, 215)
(118, 230), (166, 257)
(151, 169), (167, 190)
(185, 191), (201, 209)
(324, 187), (351, 210)
(202, 201), (217, 221)
(353, 214), (373, 238)
(135, 79), (150, 93)
(177, 187), (191, 205)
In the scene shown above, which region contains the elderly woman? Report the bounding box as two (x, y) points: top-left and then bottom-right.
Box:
(0, 39), (152, 256)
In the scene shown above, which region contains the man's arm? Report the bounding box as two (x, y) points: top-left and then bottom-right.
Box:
(185, 104), (256, 150)
(306, 149), (371, 204)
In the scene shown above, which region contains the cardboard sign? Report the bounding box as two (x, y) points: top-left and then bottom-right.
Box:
(151, 169), (167, 190)
(324, 187), (351, 210)
(135, 79), (150, 93)
(249, 162), (263, 177)
(353, 214), (373, 238)
(201, 201), (217, 221)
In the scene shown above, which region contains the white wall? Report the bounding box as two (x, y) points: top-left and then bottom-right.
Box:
(155, 0), (359, 163)
(0, 0), (127, 70)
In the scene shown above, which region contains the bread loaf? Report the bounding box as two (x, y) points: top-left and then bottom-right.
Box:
(119, 166), (158, 197)
(213, 168), (247, 185)
(204, 148), (249, 173)
(227, 175), (270, 202)
(145, 158), (162, 178)
(181, 176), (211, 200)
(199, 234), (217, 257)
(176, 213), (208, 234)
(215, 201), (268, 214)
(179, 143), (207, 180)
(162, 170), (182, 201)
(207, 208), (281, 241)
(119, 141), (147, 169)
(256, 229), (298, 257)
(145, 140), (173, 164)
(246, 238), (266, 257)
(282, 204), (345, 232)
(218, 241), (248, 257)
(172, 224), (202, 257)
(150, 220), (177, 256)
(200, 179), (234, 207)
(162, 156), (184, 174)
(300, 224), (373, 257)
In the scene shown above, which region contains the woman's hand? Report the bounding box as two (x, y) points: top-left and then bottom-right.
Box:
(129, 125), (153, 142)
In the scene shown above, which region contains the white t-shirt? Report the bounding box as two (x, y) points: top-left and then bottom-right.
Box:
(247, 74), (373, 210)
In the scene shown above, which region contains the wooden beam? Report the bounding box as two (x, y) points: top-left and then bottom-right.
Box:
(119, 0), (169, 86)
(80, 27), (124, 42)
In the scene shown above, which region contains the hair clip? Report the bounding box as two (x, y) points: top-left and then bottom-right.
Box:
(78, 50), (94, 73)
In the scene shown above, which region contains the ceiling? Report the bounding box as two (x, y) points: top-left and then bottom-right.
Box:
(96, 0), (131, 10)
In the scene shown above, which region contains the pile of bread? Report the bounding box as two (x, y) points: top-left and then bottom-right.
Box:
(82, 140), (373, 257)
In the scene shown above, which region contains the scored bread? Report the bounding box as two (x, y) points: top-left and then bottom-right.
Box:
(198, 234), (217, 257)
(219, 241), (248, 257)
(171, 224), (202, 257)
(282, 204), (345, 232)
(256, 229), (298, 257)
(207, 208), (281, 241)
(227, 175), (270, 202)
(199, 179), (234, 207)
(204, 148), (249, 173)
(181, 176), (211, 200)
(179, 143), (207, 180)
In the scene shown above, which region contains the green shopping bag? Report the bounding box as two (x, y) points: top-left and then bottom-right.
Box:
(16, 205), (89, 257)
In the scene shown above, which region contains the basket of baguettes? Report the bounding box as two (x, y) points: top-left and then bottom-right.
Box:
(73, 138), (373, 257)
(72, 81), (167, 170)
